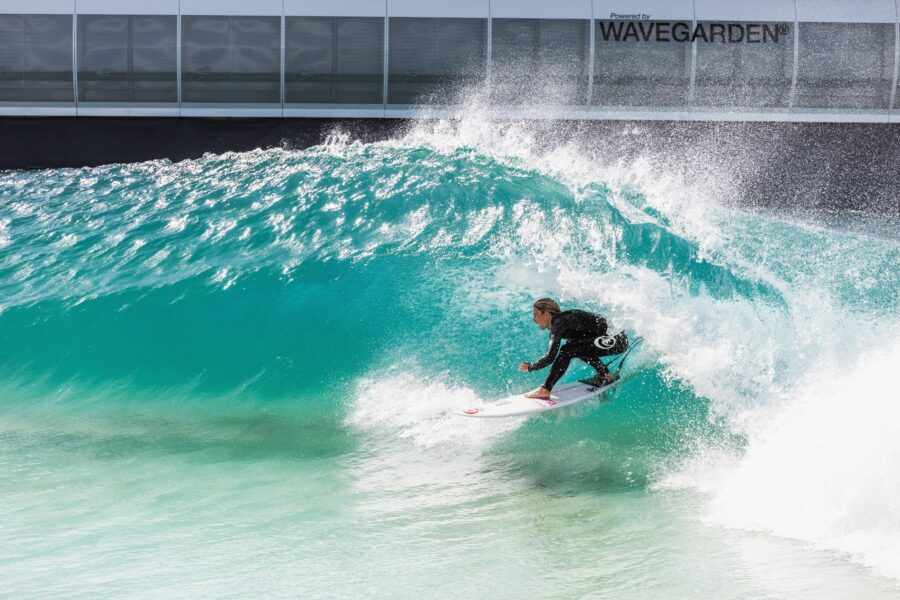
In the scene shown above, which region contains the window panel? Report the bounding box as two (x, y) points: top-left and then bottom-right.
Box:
(593, 19), (691, 107)
(0, 15), (26, 102)
(491, 19), (589, 106)
(131, 16), (178, 102)
(693, 21), (794, 108)
(0, 14), (73, 103)
(78, 15), (177, 103)
(182, 15), (280, 104)
(388, 17), (486, 105)
(285, 16), (384, 105)
(796, 22), (894, 110)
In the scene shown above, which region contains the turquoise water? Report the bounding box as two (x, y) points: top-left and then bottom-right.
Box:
(1, 122), (899, 598)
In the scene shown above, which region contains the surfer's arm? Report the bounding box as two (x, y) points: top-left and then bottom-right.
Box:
(527, 334), (560, 371)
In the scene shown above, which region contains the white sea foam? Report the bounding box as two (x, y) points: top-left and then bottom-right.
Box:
(0, 217), (10, 249)
(669, 338), (900, 581)
(345, 368), (522, 449)
(165, 215), (189, 232)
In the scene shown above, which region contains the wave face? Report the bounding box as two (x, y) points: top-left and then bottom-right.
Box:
(1, 120), (899, 598)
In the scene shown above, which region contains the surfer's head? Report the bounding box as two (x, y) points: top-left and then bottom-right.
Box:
(532, 298), (560, 330)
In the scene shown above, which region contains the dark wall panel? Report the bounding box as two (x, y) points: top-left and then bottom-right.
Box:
(78, 15), (177, 103)
(694, 21), (794, 108)
(182, 15), (280, 104)
(491, 18), (589, 106)
(796, 22), (894, 110)
(285, 16), (384, 105)
(593, 19), (692, 107)
(0, 14), (73, 103)
(388, 17), (486, 105)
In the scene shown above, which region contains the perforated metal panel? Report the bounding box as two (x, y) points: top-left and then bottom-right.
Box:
(78, 15), (127, 101)
(77, 15), (177, 103)
(387, 17), (486, 104)
(0, 14), (73, 103)
(693, 21), (794, 108)
(592, 20), (693, 107)
(0, 15), (25, 102)
(796, 23), (894, 110)
(285, 16), (383, 104)
(131, 16), (178, 103)
(181, 15), (280, 104)
(491, 19), (589, 106)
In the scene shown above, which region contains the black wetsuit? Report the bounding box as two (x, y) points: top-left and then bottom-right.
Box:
(527, 309), (628, 391)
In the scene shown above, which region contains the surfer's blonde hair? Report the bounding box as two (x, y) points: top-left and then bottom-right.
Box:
(533, 298), (561, 315)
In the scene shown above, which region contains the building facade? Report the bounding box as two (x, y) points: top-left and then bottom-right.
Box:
(1, 0), (899, 122)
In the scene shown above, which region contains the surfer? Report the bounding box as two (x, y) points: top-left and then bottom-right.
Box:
(519, 298), (628, 400)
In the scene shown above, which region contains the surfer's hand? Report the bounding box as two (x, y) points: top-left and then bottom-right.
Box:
(518, 362), (531, 372)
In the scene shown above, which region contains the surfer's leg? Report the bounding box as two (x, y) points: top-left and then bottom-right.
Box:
(542, 344), (578, 391)
(583, 356), (611, 377)
(542, 339), (598, 390)
(582, 334), (629, 382)
(542, 334), (629, 390)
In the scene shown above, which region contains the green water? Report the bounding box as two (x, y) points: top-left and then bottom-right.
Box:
(1, 125), (899, 598)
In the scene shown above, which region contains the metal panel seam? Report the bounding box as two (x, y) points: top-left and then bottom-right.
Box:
(587, 0), (594, 106)
(280, 2), (285, 116)
(688, 0), (697, 107)
(890, 0), (899, 115)
(177, 0), (182, 113)
(72, 0), (79, 113)
(486, 0), (492, 101)
(383, 0), (389, 113)
(789, 0), (799, 114)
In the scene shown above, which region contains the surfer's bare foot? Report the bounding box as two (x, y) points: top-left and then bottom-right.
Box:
(524, 386), (551, 399)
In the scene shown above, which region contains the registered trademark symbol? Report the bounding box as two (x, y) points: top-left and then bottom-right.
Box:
(777, 23), (790, 35)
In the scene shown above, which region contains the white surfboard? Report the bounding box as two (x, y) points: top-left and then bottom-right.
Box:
(456, 378), (620, 419)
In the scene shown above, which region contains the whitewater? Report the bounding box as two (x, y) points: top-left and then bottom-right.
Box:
(1, 117), (898, 599)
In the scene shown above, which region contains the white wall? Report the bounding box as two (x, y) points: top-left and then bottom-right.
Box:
(797, 0), (896, 23)
(387, 0), (488, 18)
(0, 0), (74, 14)
(492, 0), (591, 20)
(76, 0), (178, 15)
(181, 0), (281, 17)
(593, 0), (694, 21)
(694, 0), (795, 22)
(284, 0), (384, 17)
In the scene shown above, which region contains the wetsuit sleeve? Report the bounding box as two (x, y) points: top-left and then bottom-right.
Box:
(528, 333), (560, 371)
